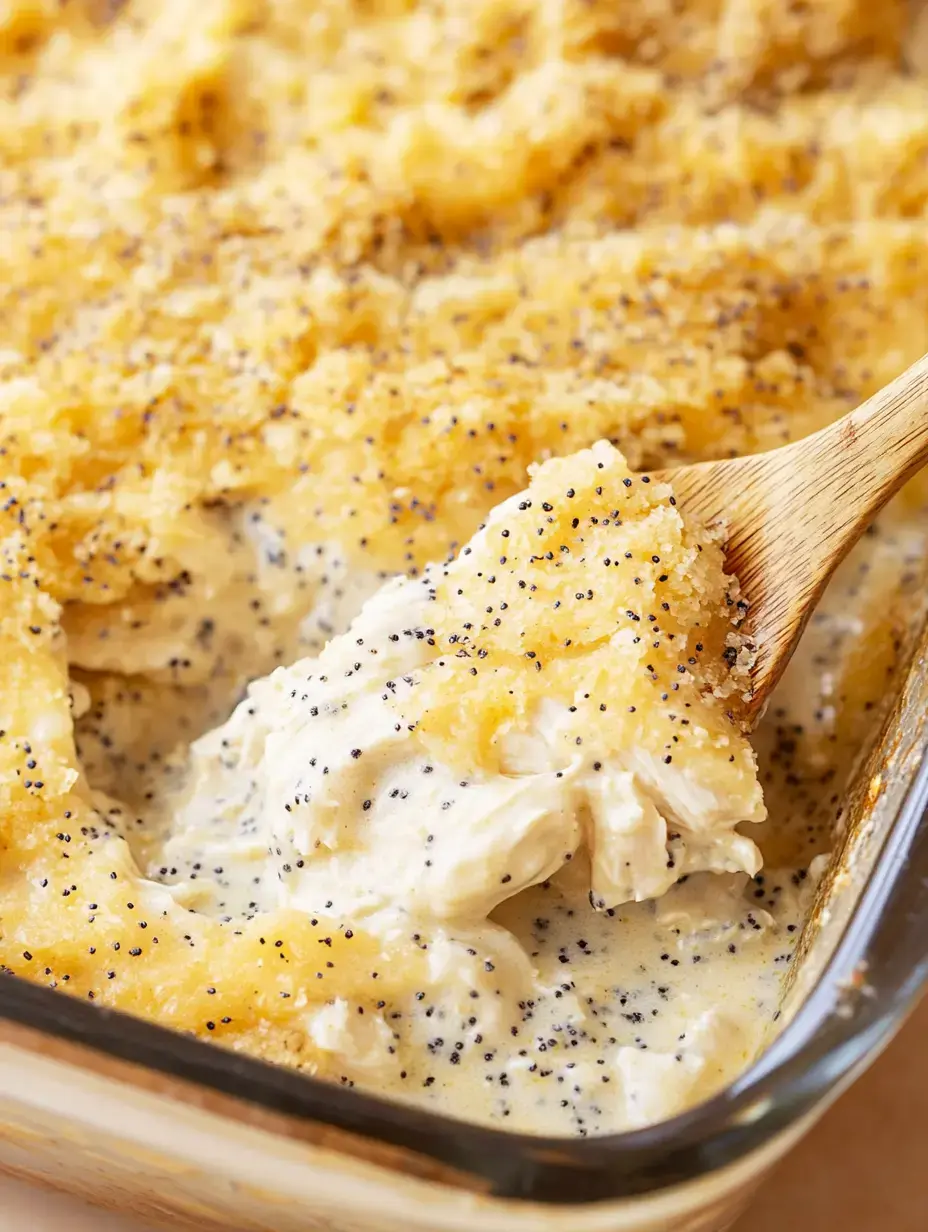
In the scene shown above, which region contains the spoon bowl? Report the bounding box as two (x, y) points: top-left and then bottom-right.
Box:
(650, 352), (928, 724)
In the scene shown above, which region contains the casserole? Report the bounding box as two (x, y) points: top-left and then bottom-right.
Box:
(0, 606), (924, 1232)
(1, 1), (928, 1226)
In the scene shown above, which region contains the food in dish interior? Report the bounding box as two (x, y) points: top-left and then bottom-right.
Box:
(1, 0), (927, 1135)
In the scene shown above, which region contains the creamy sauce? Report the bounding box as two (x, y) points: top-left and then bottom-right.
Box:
(70, 453), (925, 1137)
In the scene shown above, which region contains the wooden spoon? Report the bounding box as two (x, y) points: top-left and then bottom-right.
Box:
(650, 352), (928, 726)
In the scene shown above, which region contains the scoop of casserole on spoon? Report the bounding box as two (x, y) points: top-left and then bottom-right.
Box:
(651, 351), (928, 725)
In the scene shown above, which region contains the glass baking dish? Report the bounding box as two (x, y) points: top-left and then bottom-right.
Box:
(0, 599), (924, 1232)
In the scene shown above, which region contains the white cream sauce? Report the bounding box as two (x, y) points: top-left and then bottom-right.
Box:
(72, 493), (927, 1136)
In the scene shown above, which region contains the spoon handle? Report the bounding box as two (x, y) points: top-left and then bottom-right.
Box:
(807, 349), (928, 539)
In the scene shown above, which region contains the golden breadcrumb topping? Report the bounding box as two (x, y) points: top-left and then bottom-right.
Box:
(0, 0), (926, 617)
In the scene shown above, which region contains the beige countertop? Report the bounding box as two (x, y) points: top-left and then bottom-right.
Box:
(1, 996), (924, 1231)
(735, 993), (928, 1232)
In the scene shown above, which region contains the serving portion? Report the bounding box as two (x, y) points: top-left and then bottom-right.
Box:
(1, 0), (927, 1136)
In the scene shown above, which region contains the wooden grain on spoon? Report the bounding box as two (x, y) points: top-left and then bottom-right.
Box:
(650, 351), (928, 726)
